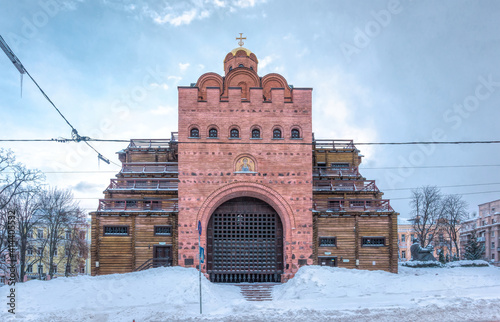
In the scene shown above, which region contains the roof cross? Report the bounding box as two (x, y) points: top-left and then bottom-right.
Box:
(236, 33), (246, 47)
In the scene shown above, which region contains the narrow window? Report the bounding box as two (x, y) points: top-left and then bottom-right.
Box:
(273, 128), (282, 139)
(27, 265), (33, 273)
(251, 128), (260, 138)
(230, 128), (239, 138)
(402, 250), (406, 258)
(319, 237), (336, 247)
(190, 128), (199, 138)
(104, 226), (129, 236)
(37, 229), (43, 239)
(155, 226), (172, 236)
(401, 234), (406, 242)
(209, 128), (218, 138)
(362, 237), (385, 246)
(291, 128), (300, 138)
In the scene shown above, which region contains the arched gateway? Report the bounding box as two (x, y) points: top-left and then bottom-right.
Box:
(207, 197), (283, 283)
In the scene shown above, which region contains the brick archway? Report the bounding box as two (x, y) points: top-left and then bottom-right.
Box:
(196, 182), (295, 276)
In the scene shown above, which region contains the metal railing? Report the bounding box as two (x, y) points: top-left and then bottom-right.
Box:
(134, 258), (172, 272)
(313, 199), (394, 212)
(97, 199), (178, 212)
(313, 139), (356, 150)
(120, 162), (178, 174)
(107, 179), (179, 191)
(313, 179), (379, 192)
(312, 166), (361, 178)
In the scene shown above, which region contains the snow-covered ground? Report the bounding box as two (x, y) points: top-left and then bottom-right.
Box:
(2, 264), (500, 321)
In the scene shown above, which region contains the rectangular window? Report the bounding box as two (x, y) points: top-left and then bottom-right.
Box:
(411, 234), (414, 241)
(492, 253), (496, 260)
(37, 247), (43, 256)
(330, 163), (350, 169)
(54, 249), (58, 257)
(27, 265), (33, 273)
(37, 229), (44, 239)
(27, 231), (33, 238)
(319, 237), (337, 247)
(27, 247), (33, 256)
(327, 200), (341, 210)
(104, 226), (129, 236)
(401, 234), (406, 242)
(154, 226), (172, 236)
(492, 242), (495, 249)
(492, 231), (495, 237)
(38, 265), (43, 275)
(350, 200), (365, 208)
(52, 265), (57, 274)
(401, 250), (406, 259)
(362, 237), (385, 246)
(65, 231), (71, 239)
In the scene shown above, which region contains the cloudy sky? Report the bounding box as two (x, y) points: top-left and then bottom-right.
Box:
(1, 0), (499, 217)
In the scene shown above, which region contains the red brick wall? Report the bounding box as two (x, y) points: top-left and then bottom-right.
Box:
(178, 71), (313, 279)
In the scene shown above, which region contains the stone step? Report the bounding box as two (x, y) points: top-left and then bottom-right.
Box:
(234, 283), (278, 301)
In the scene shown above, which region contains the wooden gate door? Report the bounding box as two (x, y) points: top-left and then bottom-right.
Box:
(207, 197), (283, 283)
(153, 246), (172, 267)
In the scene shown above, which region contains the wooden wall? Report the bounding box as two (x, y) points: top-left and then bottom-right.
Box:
(91, 213), (177, 276)
(313, 213), (398, 273)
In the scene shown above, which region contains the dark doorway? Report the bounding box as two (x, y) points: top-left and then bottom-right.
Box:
(153, 246), (172, 267)
(318, 257), (337, 267)
(207, 197), (283, 283)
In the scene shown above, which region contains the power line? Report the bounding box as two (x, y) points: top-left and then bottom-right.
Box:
(2, 138), (500, 146)
(383, 182), (500, 192)
(361, 164), (500, 170)
(390, 190), (500, 201)
(0, 34), (117, 166)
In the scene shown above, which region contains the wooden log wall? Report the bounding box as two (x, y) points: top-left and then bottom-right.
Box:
(90, 213), (177, 276)
(313, 213), (398, 273)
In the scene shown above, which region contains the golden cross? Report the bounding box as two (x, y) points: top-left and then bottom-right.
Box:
(236, 33), (246, 47)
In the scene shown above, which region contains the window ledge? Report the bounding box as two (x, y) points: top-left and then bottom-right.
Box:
(188, 137), (200, 139)
(206, 137), (219, 139)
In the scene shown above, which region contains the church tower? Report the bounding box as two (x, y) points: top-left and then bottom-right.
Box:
(178, 39), (313, 282)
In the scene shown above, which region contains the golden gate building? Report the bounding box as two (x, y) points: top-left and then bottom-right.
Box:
(91, 44), (398, 282)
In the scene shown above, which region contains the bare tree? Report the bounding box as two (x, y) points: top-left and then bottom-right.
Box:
(0, 148), (43, 211)
(10, 190), (43, 282)
(410, 186), (445, 247)
(38, 188), (80, 278)
(63, 209), (88, 277)
(442, 194), (468, 259)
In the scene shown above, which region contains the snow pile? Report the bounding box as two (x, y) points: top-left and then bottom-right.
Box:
(1, 265), (499, 321)
(401, 260), (443, 268)
(446, 260), (489, 267)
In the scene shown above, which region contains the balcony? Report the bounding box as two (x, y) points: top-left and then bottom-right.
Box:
(106, 178), (178, 191)
(120, 162), (178, 174)
(97, 199), (178, 212)
(313, 179), (379, 192)
(128, 134), (177, 149)
(313, 139), (356, 150)
(313, 199), (394, 213)
(312, 166), (361, 178)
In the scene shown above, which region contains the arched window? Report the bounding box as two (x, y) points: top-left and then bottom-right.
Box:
(273, 128), (282, 139)
(291, 129), (300, 139)
(209, 128), (218, 138)
(229, 66), (233, 71)
(230, 128), (239, 138)
(190, 128), (199, 138)
(238, 64), (244, 67)
(252, 128), (260, 138)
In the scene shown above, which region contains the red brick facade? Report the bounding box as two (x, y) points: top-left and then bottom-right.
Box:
(178, 47), (313, 280)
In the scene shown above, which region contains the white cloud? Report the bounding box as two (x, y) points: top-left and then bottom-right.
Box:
(258, 55), (274, 70)
(154, 9), (198, 26)
(179, 62), (190, 71)
(107, 0), (268, 26)
(150, 83), (169, 90)
(151, 105), (176, 115)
